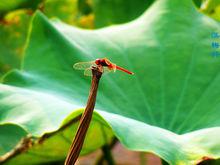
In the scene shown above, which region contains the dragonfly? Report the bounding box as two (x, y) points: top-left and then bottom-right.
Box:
(73, 58), (134, 76)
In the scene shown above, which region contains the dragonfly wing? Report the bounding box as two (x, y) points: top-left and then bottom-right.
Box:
(103, 66), (114, 75)
(84, 66), (113, 76)
(73, 61), (95, 70)
(84, 68), (93, 76)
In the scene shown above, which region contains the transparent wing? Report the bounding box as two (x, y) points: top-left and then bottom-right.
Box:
(84, 68), (93, 76)
(73, 61), (95, 70)
(103, 66), (115, 74)
(83, 66), (114, 76)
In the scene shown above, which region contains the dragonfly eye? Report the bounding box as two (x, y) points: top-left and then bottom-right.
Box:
(95, 59), (101, 65)
(95, 59), (99, 65)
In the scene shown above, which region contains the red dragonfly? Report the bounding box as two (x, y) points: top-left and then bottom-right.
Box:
(73, 58), (134, 76)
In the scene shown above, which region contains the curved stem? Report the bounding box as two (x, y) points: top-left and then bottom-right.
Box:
(65, 66), (103, 165)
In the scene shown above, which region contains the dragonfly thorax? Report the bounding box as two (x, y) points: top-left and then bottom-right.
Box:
(95, 58), (109, 66)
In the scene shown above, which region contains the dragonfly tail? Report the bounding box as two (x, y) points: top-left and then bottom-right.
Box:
(116, 66), (134, 75)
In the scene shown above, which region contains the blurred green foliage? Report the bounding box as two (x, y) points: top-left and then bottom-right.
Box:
(0, 0), (41, 18)
(200, 0), (220, 21)
(0, 10), (31, 77)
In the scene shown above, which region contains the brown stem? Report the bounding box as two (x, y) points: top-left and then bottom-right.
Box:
(65, 66), (103, 165)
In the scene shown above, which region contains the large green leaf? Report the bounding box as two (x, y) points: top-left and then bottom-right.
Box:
(1, 0), (220, 164)
(92, 0), (154, 27)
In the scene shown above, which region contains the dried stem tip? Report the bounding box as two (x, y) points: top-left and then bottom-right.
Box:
(65, 66), (103, 165)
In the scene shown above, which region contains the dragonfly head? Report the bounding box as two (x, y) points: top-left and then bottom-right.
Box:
(95, 58), (110, 67)
(95, 59), (101, 65)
